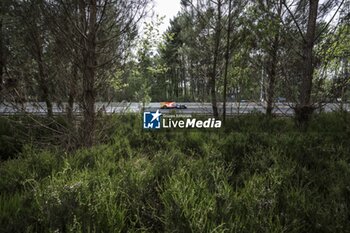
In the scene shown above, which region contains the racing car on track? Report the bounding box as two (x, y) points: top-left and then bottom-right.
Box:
(160, 102), (187, 109)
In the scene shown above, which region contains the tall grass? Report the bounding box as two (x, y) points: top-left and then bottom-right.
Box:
(0, 113), (350, 232)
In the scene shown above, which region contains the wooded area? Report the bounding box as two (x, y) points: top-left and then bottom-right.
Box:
(1, 0), (350, 232)
(1, 0), (349, 132)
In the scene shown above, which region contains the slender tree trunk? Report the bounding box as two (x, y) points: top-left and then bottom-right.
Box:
(266, 34), (279, 116)
(340, 58), (349, 111)
(223, 0), (232, 122)
(265, 0), (282, 116)
(36, 40), (53, 117)
(81, 0), (97, 147)
(174, 68), (179, 98)
(67, 63), (77, 121)
(67, 5), (81, 122)
(0, 18), (3, 95)
(301, 0), (318, 105)
(211, 0), (222, 118)
(181, 53), (186, 98)
(295, 0), (319, 125)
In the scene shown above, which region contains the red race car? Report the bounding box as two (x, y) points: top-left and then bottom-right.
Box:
(160, 102), (187, 109)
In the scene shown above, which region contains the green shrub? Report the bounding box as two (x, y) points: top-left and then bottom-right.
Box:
(0, 117), (26, 160)
(0, 192), (41, 233)
(161, 159), (233, 232)
(0, 146), (60, 194)
(34, 166), (126, 233)
(1, 113), (350, 232)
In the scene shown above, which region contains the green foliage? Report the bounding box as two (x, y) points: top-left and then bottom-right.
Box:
(33, 167), (126, 233)
(0, 192), (39, 233)
(1, 113), (350, 232)
(0, 116), (72, 160)
(123, 15), (169, 103)
(161, 159), (232, 232)
(0, 117), (24, 160)
(0, 145), (60, 194)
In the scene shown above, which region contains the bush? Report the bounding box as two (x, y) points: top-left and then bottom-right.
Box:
(161, 159), (233, 232)
(0, 192), (40, 233)
(0, 146), (60, 194)
(1, 113), (350, 232)
(0, 117), (25, 160)
(34, 168), (127, 233)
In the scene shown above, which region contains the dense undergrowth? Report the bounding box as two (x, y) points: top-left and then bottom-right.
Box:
(1, 113), (350, 232)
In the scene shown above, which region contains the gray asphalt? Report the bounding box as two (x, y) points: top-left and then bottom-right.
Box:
(0, 102), (349, 116)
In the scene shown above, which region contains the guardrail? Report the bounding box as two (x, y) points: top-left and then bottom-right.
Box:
(0, 102), (349, 116)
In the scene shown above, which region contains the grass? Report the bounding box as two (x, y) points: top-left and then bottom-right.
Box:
(0, 113), (350, 232)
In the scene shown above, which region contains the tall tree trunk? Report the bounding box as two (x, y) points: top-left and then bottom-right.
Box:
(67, 4), (81, 122)
(81, 0), (97, 147)
(211, 0), (222, 118)
(67, 63), (77, 121)
(265, 1), (282, 116)
(0, 18), (3, 95)
(295, 0), (319, 125)
(340, 58), (349, 111)
(266, 34), (279, 116)
(181, 53), (186, 98)
(36, 39), (53, 117)
(30, 2), (52, 117)
(223, 0), (232, 122)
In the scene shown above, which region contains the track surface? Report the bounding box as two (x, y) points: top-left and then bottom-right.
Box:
(0, 102), (349, 116)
